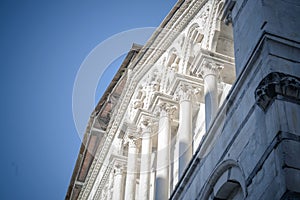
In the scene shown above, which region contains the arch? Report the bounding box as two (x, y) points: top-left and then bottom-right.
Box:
(199, 159), (247, 200)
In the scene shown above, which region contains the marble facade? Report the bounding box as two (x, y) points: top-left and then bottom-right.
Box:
(66, 0), (300, 199)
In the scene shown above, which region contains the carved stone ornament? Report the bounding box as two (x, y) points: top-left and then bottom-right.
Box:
(139, 117), (153, 134)
(127, 136), (140, 148)
(175, 83), (195, 102)
(158, 102), (177, 118)
(149, 69), (162, 92)
(255, 72), (300, 111)
(133, 85), (146, 109)
(114, 163), (124, 176)
(198, 60), (223, 78)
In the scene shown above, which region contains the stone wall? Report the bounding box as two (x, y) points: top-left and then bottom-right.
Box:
(171, 0), (300, 199)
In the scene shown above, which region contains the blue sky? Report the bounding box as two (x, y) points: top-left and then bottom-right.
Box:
(0, 1), (176, 199)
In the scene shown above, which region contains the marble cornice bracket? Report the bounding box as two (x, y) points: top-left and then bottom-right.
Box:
(255, 72), (300, 111)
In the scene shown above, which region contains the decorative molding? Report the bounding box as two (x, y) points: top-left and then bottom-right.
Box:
(93, 154), (127, 199)
(255, 72), (300, 111)
(93, 164), (113, 200)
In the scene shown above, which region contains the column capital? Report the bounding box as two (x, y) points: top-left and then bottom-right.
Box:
(127, 136), (140, 148)
(198, 60), (223, 78)
(138, 117), (153, 135)
(157, 102), (177, 118)
(114, 163), (124, 176)
(175, 83), (199, 102)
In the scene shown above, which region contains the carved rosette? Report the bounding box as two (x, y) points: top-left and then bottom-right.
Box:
(198, 60), (223, 78)
(255, 72), (300, 111)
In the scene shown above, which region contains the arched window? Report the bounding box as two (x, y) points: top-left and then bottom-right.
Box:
(200, 159), (247, 200)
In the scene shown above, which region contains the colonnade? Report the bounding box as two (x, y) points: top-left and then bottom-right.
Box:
(108, 60), (222, 200)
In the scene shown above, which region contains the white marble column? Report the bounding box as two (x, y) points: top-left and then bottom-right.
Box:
(124, 137), (139, 200)
(155, 103), (176, 200)
(113, 164), (124, 200)
(177, 84), (193, 177)
(200, 61), (223, 130)
(138, 119), (152, 200)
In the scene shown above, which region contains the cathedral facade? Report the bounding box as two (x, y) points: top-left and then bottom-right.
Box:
(66, 0), (300, 199)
